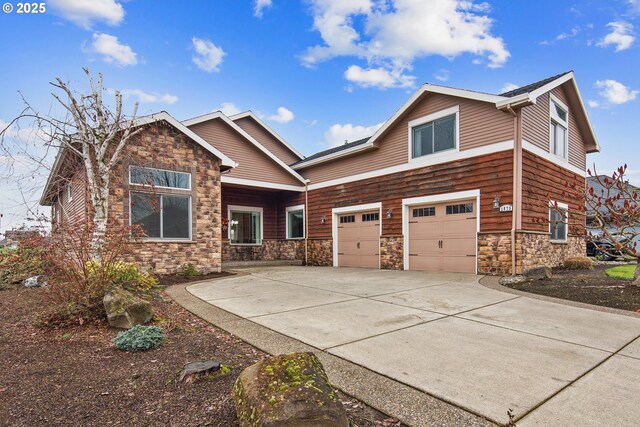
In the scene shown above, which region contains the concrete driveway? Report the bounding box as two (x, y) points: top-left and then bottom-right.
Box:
(187, 267), (640, 426)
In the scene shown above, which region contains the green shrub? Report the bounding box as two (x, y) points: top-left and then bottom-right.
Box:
(86, 260), (158, 291)
(564, 257), (593, 270)
(180, 263), (201, 277)
(112, 325), (164, 352)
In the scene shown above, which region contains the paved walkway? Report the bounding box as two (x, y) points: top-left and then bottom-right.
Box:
(182, 267), (640, 426)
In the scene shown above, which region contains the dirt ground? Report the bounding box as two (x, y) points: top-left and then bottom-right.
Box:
(505, 264), (640, 311)
(0, 282), (403, 427)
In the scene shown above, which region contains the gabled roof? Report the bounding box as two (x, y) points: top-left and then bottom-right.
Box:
(499, 71), (572, 97)
(294, 71), (599, 169)
(291, 137), (370, 167)
(40, 111), (237, 206)
(183, 111), (307, 184)
(228, 111), (305, 160)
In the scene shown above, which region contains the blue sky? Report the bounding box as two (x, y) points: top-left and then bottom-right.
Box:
(1, 0), (639, 232)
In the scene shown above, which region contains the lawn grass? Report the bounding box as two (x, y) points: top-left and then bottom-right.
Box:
(605, 264), (637, 280)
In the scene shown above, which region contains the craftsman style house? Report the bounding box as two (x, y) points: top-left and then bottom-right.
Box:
(41, 71), (599, 275)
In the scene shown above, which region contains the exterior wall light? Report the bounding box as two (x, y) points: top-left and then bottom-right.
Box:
(320, 215), (325, 224)
(493, 196), (500, 210)
(386, 209), (393, 219)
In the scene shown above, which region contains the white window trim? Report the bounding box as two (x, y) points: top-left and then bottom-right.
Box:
(331, 202), (382, 268)
(285, 204), (305, 240)
(67, 183), (72, 202)
(408, 105), (460, 163)
(402, 190), (480, 273)
(549, 93), (569, 162)
(129, 192), (193, 242)
(227, 205), (264, 246)
(549, 201), (569, 243)
(128, 165), (192, 191)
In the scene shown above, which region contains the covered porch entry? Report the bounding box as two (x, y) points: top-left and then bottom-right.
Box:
(221, 182), (305, 265)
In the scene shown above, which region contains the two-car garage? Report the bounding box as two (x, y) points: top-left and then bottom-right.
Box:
(332, 191), (479, 274)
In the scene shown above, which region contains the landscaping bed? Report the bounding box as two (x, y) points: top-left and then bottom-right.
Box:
(0, 281), (402, 426)
(504, 264), (640, 311)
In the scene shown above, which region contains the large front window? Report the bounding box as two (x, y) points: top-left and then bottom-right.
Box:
(131, 192), (191, 239)
(129, 166), (191, 190)
(412, 114), (456, 159)
(286, 205), (304, 239)
(229, 206), (263, 245)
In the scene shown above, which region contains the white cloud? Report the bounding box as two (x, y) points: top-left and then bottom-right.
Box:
(629, 0), (640, 16)
(344, 65), (415, 89)
(500, 82), (519, 93)
(595, 79), (639, 105)
(434, 69), (450, 82)
(109, 89), (178, 105)
(254, 0), (273, 17)
(588, 99), (600, 108)
(49, 0), (124, 29)
(323, 122), (383, 147)
(217, 102), (241, 116)
(268, 107), (295, 124)
(91, 33), (137, 66)
(302, 0), (510, 89)
(597, 22), (635, 52)
(191, 37), (225, 73)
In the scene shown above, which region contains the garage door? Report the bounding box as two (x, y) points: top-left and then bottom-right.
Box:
(337, 210), (380, 268)
(408, 200), (476, 273)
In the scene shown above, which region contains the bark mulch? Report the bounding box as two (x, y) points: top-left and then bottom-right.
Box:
(504, 264), (640, 312)
(0, 278), (403, 427)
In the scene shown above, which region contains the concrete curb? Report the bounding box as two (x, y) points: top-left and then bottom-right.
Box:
(479, 275), (640, 319)
(166, 283), (496, 427)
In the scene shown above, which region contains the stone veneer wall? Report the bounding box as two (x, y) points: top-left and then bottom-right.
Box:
(477, 232), (512, 275)
(111, 123), (223, 275)
(478, 231), (586, 275)
(306, 238), (333, 266)
(517, 232), (585, 273)
(222, 239), (304, 261)
(380, 236), (403, 270)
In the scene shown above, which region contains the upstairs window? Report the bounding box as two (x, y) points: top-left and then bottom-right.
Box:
(549, 95), (568, 160)
(412, 114), (456, 159)
(130, 166), (191, 190)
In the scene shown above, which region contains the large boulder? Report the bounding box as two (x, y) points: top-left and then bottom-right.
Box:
(103, 286), (153, 329)
(524, 266), (553, 279)
(234, 352), (348, 427)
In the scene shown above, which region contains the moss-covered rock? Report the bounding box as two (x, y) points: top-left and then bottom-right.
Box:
(103, 286), (153, 329)
(234, 352), (348, 427)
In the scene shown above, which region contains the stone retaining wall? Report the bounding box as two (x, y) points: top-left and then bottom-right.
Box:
(222, 239), (304, 262)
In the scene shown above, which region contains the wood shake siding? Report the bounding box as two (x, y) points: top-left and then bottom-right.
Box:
(300, 93), (514, 184)
(233, 117), (301, 164)
(521, 84), (587, 171)
(306, 150), (514, 238)
(188, 119), (301, 186)
(521, 149), (585, 235)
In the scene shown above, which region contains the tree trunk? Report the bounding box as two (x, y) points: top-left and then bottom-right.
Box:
(90, 167), (110, 261)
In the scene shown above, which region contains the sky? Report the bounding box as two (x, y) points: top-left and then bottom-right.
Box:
(0, 0), (639, 233)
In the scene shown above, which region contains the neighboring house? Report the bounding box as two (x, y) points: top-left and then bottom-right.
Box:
(41, 71), (599, 275)
(586, 175), (640, 246)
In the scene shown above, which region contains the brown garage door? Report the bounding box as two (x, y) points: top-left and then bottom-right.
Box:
(408, 200), (476, 273)
(337, 210), (380, 268)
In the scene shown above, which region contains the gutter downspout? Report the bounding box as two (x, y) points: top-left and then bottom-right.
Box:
(506, 105), (523, 276)
(304, 180), (309, 266)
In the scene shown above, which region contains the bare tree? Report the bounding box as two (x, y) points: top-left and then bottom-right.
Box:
(0, 68), (142, 259)
(583, 165), (640, 259)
